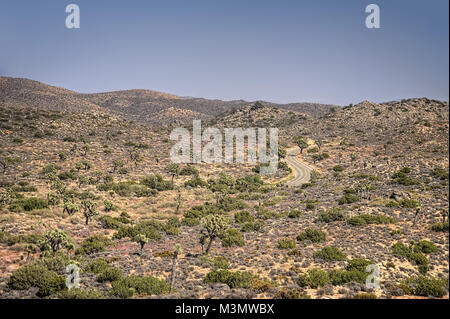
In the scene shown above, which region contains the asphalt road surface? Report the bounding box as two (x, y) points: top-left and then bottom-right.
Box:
(285, 148), (313, 187)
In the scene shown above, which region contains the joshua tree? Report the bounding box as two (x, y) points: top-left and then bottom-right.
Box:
(81, 199), (98, 225)
(170, 244), (182, 293)
(38, 229), (73, 256)
(200, 214), (229, 254)
(112, 159), (125, 173)
(63, 200), (79, 216)
(133, 233), (149, 253)
(295, 136), (308, 154)
(0, 156), (22, 174)
(81, 144), (90, 156)
(316, 139), (323, 150)
(166, 163), (180, 185)
(175, 187), (183, 213)
(441, 209), (449, 223)
(413, 206), (423, 227)
(129, 150), (141, 168)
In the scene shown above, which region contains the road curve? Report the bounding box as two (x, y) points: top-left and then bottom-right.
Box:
(284, 148), (314, 187)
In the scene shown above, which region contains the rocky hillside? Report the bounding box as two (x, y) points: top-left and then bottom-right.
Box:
(1, 77), (338, 125)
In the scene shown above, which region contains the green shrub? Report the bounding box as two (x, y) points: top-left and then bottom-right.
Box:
(431, 222), (449, 232)
(179, 165), (199, 176)
(391, 168), (421, 185)
(346, 258), (374, 272)
(97, 267), (123, 283)
(318, 208), (345, 223)
(296, 229), (326, 243)
(184, 177), (208, 188)
(141, 174), (173, 191)
(297, 268), (330, 289)
(77, 235), (113, 255)
(274, 288), (311, 299)
(8, 264), (65, 297)
(288, 209), (302, 218)
(58, 288), (105, 299)
(211, 256), (230, 270)
(355, 293), (377, 299)
(241, 221), (263, 232)
(110, 275), (170, 298)
(413, 276), (448, 298)
(347, 214), (397, 226)
(391, 242), (430, 274)
(104, 200), (117, 212)
(277, 238), (296, 249)
(399, 199), (421, 209)
(85, 258), (109, 274)
(9, 197), (49, 212)
(313, 246), (346, 261)
(328, 269), (367, 285)
(204, 270), (257, 288)
(414, 240), (439, 254)
(338, 194), (360, 205)
(220, 229), (244, 247)
(431, 168), (449, 180)
(234, 211), (254, 224)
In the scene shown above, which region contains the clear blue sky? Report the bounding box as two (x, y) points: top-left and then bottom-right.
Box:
(1, 0), (448, 105)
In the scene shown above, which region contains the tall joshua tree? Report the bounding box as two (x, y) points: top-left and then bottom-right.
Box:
(200, 214), (229, 255)
(81, 199), (98, 225)
(295, 136), (308, 154)
(166, 163), (180, 185)
(170, 244), (182, 293)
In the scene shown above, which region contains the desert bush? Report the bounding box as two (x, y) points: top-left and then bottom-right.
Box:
(288, 209), (302, 218)
(431, 168), (449, 180)
(391, 167), (421, 185)
(277, 238), (296, 249)
(241, 221), (263, 232)
(184, 177), (208, 188)
(414, 240), (439, 254)
(103, 199), (117, 212)
(234, 211), (254, 224)
(141, 174), (173, 191)
(328, 269), (367, 286)
(347, 214), (397, 226)
(110, 275), (170, 298)
(398, 199), (421, 209)
(9, 197), (49, 212)
(431, 222), (449, 232)
(58, 288), (105, 299)
(297, 268), (330, 289)
(346, 258), (374, 272)
(318, 208), (346, 223)
(8, 264), (66, 297)
(313, 246), (346, 261)
(408, 276), (448, 298)
(296, 228), (326, 243)
(338, 193), (360, 205)
(391, 242), (430, 274)
(204, 270), (257, 288)
(85, 258), (109, 274)
(179, 165), (199, 176)
(220, 229), (244, 247)
(274, 288), (311, 299)
(76, 234), (113, 255)
(96, 266), (123, 283)
(355, 293), (377, 299)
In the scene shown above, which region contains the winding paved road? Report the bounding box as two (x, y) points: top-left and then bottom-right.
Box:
(285, 148), (314, 187)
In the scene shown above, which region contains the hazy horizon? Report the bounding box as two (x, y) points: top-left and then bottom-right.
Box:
(1, 0), (448, 105)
